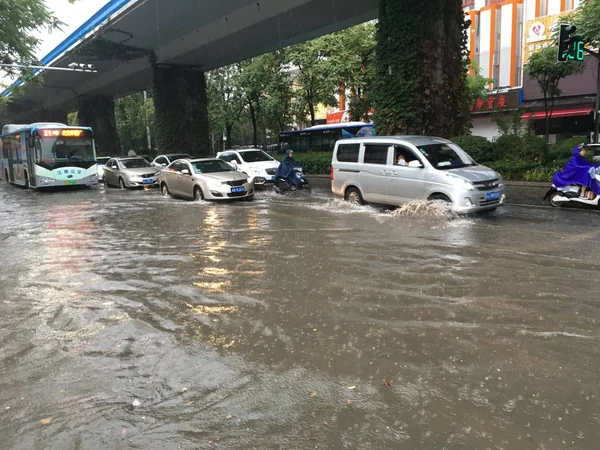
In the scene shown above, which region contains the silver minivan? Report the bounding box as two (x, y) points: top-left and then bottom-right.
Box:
(331, 136), (505, 213)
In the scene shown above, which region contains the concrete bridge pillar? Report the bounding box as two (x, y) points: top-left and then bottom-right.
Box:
(153, 65), (211, 157)
(78, 95), (122, 157)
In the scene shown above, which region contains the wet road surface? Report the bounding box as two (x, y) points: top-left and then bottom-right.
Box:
(0, 183), (599, 449)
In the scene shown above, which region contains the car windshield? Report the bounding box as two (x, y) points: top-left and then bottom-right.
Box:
(416, 143), (475, 170)
(120, 158), (151, 169)
(239, 150), (275, 163)
(192, 160), (234, 174)
(168, 154), (190, 161)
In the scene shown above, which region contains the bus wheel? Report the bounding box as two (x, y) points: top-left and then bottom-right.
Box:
(119, 178), (126, 189)
(4, 169), (8, 182)
(24, 172), (29, 189)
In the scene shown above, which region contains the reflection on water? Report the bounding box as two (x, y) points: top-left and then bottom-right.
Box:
(0, 186), (599, 449)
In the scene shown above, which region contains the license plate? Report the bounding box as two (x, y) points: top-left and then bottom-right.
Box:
(231, 187), (246, 193)
(485, 191), (500, 201)
(63, 181), (76, 186)
(142, 178), (154, 184)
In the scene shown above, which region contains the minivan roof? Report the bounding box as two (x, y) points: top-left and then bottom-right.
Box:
(338, 135), (451, 146)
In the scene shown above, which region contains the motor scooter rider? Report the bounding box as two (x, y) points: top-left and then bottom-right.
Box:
(275, 149), (303, 188)
(553, 144), (600, 200)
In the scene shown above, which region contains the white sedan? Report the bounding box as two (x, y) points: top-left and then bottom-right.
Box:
(159, 158), (254, 201)
(216, 149), (280, 186)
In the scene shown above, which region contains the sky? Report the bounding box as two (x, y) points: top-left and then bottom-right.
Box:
(1, 0), (109, 86)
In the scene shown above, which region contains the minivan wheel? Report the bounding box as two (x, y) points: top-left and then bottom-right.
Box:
(193, 186), (204, 201)
(345, 187), (364, 205)
(429, 193), (452, 204)
(161, 183), (171, 197)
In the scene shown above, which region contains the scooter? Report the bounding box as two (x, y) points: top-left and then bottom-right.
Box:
(273, 167), (311, 195)
(544, 166), (600, 208)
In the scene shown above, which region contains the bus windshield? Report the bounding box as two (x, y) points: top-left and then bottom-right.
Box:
(36, 136), (95, 164)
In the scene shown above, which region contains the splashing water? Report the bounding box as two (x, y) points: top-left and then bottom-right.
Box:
(388, 200), (458, 219)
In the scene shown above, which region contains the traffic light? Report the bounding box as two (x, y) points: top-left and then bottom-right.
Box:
(557, 24), (584, 62)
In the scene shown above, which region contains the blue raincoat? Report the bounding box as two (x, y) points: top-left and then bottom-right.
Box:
(553, 146), (600, 194)
(275, 149), (301, 183)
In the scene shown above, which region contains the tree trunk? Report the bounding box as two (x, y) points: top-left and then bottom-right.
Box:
(308, 100), (316, 126)
(543, 92), (549, 143)
(248, 101), (258, 147)
(225, 123), (233, 149)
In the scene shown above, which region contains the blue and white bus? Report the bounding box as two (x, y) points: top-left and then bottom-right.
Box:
(278, 122), (375, 152)
(0, 123), (98, 188)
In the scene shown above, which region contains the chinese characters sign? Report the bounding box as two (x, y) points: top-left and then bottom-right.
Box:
(470, 90), (520, 114)
(523, 14), (561, 65)
(41, 129), (84, 138)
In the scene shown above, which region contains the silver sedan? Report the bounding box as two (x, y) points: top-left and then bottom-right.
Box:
(159, 158), (254, 201)
(103, 157), (161, 189)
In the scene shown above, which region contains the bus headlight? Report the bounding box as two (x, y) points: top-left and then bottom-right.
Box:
(38, 176), (55, 184)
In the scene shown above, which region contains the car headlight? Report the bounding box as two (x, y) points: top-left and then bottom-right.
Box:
(447, 174), (475, 191)
(126, 173), (137, 178)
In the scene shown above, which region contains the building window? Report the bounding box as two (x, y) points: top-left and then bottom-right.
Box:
(539, 0), (548, 16)
(564, 0), (574, 11)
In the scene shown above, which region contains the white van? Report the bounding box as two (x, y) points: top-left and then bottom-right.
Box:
(331, 136), (505, 213)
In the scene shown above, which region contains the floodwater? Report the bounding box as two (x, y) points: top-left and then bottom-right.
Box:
(0, 183), (599, 450)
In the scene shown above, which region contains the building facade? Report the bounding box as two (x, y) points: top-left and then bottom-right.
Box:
(464, 0), (581, 88)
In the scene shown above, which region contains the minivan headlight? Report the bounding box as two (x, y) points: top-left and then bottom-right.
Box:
(447, 175), (475, 191)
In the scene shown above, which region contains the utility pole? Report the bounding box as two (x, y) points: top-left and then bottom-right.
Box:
(143, 90), (152, 151)
(594, 57), (600, 144)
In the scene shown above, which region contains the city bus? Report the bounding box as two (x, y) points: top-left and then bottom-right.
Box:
(278, 122), (375, 152)
(0, 123), (98, 188)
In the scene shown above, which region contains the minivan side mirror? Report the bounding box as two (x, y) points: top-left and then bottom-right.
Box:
(408, 160), (423, 168)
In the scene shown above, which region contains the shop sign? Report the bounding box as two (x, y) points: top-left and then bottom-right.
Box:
(470, 90), (521, 114)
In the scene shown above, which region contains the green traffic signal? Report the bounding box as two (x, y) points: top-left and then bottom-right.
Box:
(558, 24), (585, 62)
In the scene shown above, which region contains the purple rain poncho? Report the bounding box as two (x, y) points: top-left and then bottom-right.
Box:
(553, 146), (600, 194)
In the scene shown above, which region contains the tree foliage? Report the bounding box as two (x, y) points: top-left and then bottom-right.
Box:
(114, 92), (155, 154)
(561, 0), (600, 51)
(206, 65), (245, 150)
(525, 46), (584, 141)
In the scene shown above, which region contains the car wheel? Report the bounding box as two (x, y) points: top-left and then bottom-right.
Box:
(119, 178), (126, 189)
(103, 177), (108, 188)
(429, 193), (452, 203)
(193, 185), (204, 201)
(245, 194), (255, 202)
(161, 182), (171, 197)
(345, 187), (364, 205)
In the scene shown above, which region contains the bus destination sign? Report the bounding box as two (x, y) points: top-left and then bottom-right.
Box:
(41, 129), (85, 138)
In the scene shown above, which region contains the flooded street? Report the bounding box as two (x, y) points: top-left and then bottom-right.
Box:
(0, 183), (599, 450)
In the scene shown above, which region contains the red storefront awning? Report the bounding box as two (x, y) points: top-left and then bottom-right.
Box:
(521, 108), (593, 120)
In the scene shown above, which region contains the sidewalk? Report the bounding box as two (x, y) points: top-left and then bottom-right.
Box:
(308, 175), (550, 207)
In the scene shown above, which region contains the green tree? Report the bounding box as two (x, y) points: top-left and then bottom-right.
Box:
(525, 46), (584, 142)
(466, 61), (492, 105)
(288, 39), (338, 126)
(560, 0), (600, 141)
(114, 92), (155, 155)
(207, 65), (245, 150)
(372, 0), (470, 137)
(260, 50), (295, 133)
(325, 22), (377, 122)
(0, 0), (62, 108)
(236, 56), (269, 147)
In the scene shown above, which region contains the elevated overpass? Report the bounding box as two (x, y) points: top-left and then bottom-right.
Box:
(1, 0), (378, 154)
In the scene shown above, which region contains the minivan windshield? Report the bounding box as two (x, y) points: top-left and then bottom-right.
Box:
(239, 150), (275, 163)
(416, 143), (476, 170)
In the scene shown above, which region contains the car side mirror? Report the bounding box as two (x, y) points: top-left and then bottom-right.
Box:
(408, 160), (423, 168)
(181, 169), (190, 175)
